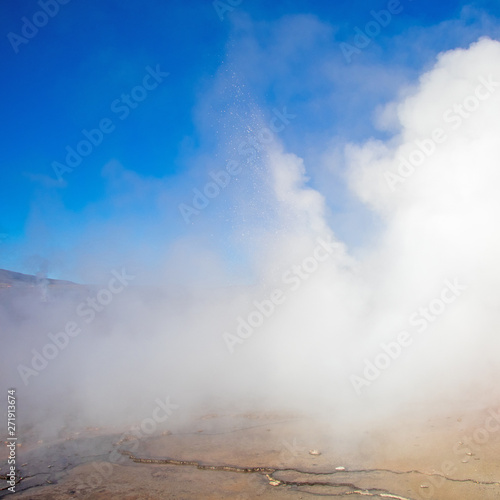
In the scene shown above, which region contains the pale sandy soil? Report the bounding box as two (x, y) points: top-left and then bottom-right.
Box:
(2, 405), (500, 499)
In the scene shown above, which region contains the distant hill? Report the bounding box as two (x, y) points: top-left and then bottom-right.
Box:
(0, 269), (78, 288)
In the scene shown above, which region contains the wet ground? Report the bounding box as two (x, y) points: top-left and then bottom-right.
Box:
(2, 405), (500, 499)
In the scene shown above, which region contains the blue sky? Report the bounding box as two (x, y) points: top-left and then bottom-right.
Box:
(1, 0), (499, 282)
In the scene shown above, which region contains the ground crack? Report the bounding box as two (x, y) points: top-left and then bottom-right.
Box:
(118, 449), (500, 497)
(279, 467), (500, 487)
(118, 450), (416, 499)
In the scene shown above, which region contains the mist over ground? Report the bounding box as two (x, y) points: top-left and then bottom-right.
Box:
(3, 34), (500, 444)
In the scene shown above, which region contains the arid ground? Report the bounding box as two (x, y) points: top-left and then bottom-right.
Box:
(2, 403), (500, 499)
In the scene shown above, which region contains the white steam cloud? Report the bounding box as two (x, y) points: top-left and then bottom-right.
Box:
(3, 37), (500, 440)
